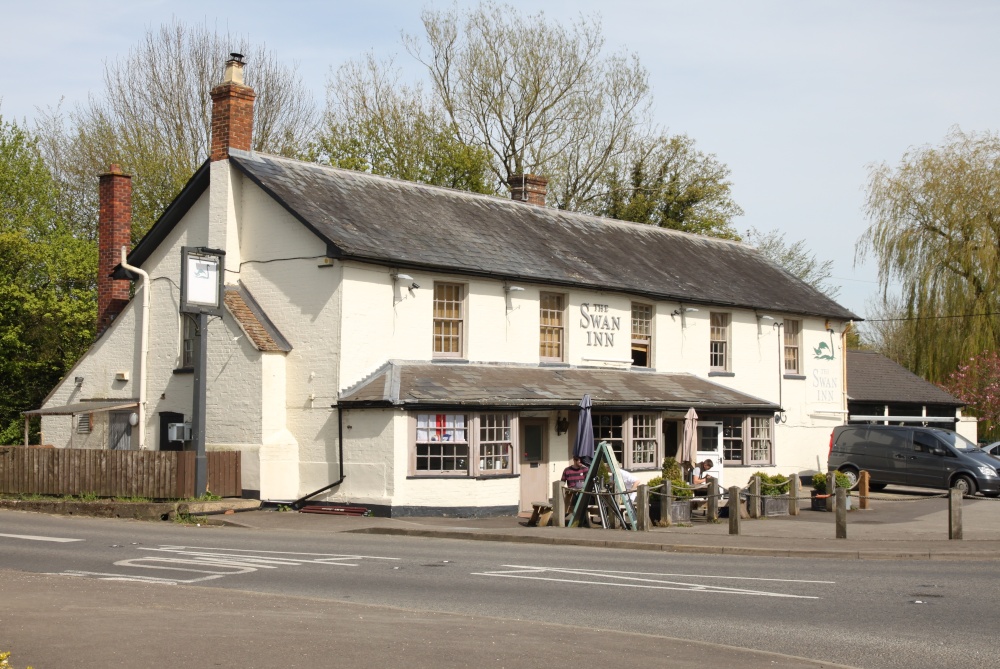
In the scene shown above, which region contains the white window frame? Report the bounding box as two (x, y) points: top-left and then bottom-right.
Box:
(410, 413), (517, 477)
(631, 302), (653, 368)
(433, 282), (465, 358)
(709, 312), (730, 371)
(783, 318), (801, 374)
(719, 415), (773, 466)
(591, 412), (661, 470)
(539, 292), (566, 362)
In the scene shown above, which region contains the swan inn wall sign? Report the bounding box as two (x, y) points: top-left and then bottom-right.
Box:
(579, 303), (622, 347)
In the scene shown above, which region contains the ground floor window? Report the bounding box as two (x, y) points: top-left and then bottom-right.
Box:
(719, 415), (773, 466)
(592, 413), (661, 470)
(412, 413), (515, 476)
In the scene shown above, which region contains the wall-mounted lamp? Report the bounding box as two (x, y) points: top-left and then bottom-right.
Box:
(757, 314), (774, 321)
(504, 285), (525, 294)
(391, 271), (419, 302)
(671, 307), (699, 317)
(556, 413), (569, 435)
(74, 376), (84, 387)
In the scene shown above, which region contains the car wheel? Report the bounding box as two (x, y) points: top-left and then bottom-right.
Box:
(868, 482), (887, 492)
(839, 467), (859, 490)
(952, 475), (976, 496)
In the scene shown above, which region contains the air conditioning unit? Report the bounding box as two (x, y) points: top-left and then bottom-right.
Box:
(167, 423), (192, 442)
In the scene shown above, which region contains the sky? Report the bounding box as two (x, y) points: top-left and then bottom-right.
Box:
(3, 0), (998, 319)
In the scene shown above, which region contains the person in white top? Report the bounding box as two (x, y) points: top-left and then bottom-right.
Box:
(692, 459), (716, 487)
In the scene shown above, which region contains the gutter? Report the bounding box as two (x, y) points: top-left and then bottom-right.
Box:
(120, 246), (150, 449)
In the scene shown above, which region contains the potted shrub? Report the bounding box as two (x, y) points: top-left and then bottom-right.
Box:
(811, 471), (852, 511)
(749, 472), (790, 517)
(647, 475), (693, 524)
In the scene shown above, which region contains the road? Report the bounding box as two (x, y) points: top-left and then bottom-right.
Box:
(1, 511), (996, 669)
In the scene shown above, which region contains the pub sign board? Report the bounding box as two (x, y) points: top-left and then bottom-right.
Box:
(180, 246), (226, 316)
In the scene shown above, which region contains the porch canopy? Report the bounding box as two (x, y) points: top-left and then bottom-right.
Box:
(338, 362), (779, 412)
(22, 399), (139, 446)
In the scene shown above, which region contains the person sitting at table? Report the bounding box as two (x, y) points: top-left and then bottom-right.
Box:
(561, 456), (589, 489)
(692, 459), (715, 487)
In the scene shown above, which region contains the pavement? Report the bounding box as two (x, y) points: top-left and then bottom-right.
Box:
(5, 488), (1000, 560)
(217, 489), (1000, 561)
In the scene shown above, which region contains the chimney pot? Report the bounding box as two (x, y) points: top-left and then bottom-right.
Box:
(211, 54), (256, 160)
(508, 173), (548, 206)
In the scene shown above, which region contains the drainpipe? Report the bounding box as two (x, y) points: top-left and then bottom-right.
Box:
(290, 404), (346, 509)
(120, 246), (150, 449)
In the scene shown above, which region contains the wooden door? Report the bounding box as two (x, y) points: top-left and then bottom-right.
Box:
(519, 419), (548, 512)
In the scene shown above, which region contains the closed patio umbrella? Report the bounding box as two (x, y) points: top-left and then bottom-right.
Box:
(681, 407), (698, 469)
(572, 394), (595, 465)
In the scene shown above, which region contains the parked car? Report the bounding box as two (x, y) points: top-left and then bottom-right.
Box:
(980, 441), (1000, 458)
(828, 425), (1000, 497)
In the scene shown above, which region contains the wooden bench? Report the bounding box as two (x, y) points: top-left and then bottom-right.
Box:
(526, 500), (553, 527)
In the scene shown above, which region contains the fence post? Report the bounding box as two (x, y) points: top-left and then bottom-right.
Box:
(636, 484), (649, 531)
(553, 480), (565, 528)
(789, 473), (800, 516)
(949, 487), (963, 540)
(748, 476), (760, 518)
(858, 470), (870, 510)
(835, 488), (847, 538)
(660, 480), (672, 527)
(728, 485), (741, 535)
(707, 479), (719, 522)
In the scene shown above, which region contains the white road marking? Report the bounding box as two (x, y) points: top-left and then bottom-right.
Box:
(59, 545), (399, 585)
(0, 532), (83, 543)
(472, 565), (828, 599)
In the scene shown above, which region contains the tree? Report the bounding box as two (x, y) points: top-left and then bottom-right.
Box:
(744, 226), (840, 298)
(405, 2), (653, 209)
(36, 20), (320, 244)
(314, 54), (495, 193)
(857, 127), (1000, 381)
(943, 350), (1000, 440)
(600, 134), (744, 239)
(0, 115), (96, 444)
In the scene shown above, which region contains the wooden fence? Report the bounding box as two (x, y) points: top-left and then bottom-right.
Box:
(0, 447), (241, 499)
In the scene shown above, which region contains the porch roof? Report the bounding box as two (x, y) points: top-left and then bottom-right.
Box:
(24, 399), (139, 416)
(338, 362), (779, 412)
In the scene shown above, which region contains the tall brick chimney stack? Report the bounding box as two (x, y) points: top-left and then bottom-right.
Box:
(210, 53), (256, 161)
(97, 164), (132, 335)
(508, 174), (548, 206)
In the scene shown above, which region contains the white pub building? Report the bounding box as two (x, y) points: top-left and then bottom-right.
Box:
(35, 56), (858, 516)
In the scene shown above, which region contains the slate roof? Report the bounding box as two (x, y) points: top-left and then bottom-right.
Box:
(223, 282), (292, 353)
(846, 351), (962, 406)
(339, 361), (780, 412)
(214, 150), (857, 320)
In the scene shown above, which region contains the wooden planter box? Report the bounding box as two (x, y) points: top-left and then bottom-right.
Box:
(761, 495), (790, 517)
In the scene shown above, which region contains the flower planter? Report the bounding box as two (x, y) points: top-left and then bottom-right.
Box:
(650, 499), (692, 524)
(811, 490), (851, 512)
(761, 495), (790, 517)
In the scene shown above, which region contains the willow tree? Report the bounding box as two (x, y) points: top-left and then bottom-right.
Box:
(857, 127), (1000, 381)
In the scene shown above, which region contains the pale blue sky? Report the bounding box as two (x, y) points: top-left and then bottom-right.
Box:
(4, 0), (998, 318)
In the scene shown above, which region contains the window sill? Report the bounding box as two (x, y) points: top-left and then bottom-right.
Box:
(631, 366), (656, 372)
(539, 361), (570, 367)
(708, 371), (735, 377)
(431, 358), (468, 364)
(173, 367), (194, 375)
(783, 373), (806, 380)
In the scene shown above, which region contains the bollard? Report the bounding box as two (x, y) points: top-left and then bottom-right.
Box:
(660, 480), (672, 527)
(728, 486), (741, 535)
(835, 488), (847, 539)
(949, 487), (963, 540)
(637, 484), (649, 531)
(858, 470), (870, 510)
(789, 473), (800, 516)
(748, 475), (760, 518)
(553, 480), (565, 528)
(707, 480), (719, 522)
(826, 468), (838, 512)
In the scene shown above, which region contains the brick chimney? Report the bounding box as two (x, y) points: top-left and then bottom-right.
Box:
(210, 53), (256, 161)
(508, 174), (547, 206)
(97, 164), (132, 335)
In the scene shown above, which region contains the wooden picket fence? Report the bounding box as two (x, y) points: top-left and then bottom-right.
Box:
(0, 447), (241, 499)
